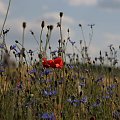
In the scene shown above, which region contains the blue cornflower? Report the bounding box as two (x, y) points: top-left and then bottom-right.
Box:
(16, 81), (23, 90)
(92, 99), (101, 107)
(67, 64), (74, 69)
(58, 79), (64, 84)
(80, 82), (86, 87)
(0, 69), (4, 73)
(67, 96), (80, 105)
(67, 98), (80, 106)
(40, 79), (52, 83)
(0, 43), (4, 49)
(80, 96), (88, 103)
(95, 76), (103, 83)
(113, 110), (120, 120)
(28, 69), (37, 74)
(107, 84), (116, 91)
(106, 90), (113, 96)
(10, 45), (16, 50)
(10, 45), (18, 53)
(41, 112), (56, 120)
(50, 50), (58, 54)
(79, 77), (86, 81)
(0, 61), (3, 66)
(102, 95), (110, 99)
(42, 90), (57, 97)
(69, 39), (76, 45)
(43, 69), (52, 76)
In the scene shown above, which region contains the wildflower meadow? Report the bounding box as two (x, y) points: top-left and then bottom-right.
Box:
(0, 0), (120, 120)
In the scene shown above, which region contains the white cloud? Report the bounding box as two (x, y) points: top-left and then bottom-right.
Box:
(0, 1), (7, 15)
(68, 0), (97, 6)
(105, 33), (120, 42)
(103, 33), (120, 50)
(43, 12), (75, 25)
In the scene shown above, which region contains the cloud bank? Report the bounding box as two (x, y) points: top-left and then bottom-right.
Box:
(68, 0), (97, 6)
(0, 1), (7, 15)
(98, 0), (120, 10)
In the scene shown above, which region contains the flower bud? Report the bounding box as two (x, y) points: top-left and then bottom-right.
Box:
(60, 12), (63, 17)
(22, 22), (26, 29)
(41, 21), (45, 28)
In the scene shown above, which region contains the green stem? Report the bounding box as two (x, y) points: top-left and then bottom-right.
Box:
(0, 0), (12, 37)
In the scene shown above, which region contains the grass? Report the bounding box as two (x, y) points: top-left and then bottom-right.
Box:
(0, 3), (120, 119)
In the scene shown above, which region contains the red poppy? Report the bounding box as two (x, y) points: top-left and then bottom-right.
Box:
(42, 57), (64, 69)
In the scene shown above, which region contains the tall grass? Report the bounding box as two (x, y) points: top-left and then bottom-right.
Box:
(0, 6), (120, 120)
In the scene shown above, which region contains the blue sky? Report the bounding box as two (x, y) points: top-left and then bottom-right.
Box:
(1, 0), (120, 60)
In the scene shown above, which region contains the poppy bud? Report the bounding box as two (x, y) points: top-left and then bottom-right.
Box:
(60, 12), (63, 17)
(22, 22), (26, 29)
(41, 21), (45, 28)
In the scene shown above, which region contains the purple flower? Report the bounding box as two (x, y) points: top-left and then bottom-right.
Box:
(107, 84), (116, 91)
(43, 69), (52, 76)
(42, 90), (57, 97)
(28, 69), (37, 74)
(80, 82), (85, 87)
(79, 77), (86, 81)
(10, 45), (18, 53)
(66, 53), (72, 58)
(102, 95), (110, 99)
(0, 43), (4, 49)
(16, 81), (23, 90)
(92, 99), (101, 107)
(95, 76), (103, 83)
(69, 39), (76, 45)
(58, 79), (64, 84)
(41, 113), (56, 120)
(80, 96), (88, 103)
(67, 64), (74, 69)
(113, 110), (120, 120)
(67, 98), (80, 106)
(40, 79), (52, 83)
(0, 69), (4, 73)
(50, 50), (58, 54)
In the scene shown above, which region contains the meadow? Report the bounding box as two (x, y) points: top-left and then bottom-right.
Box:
(0, 2), (120, 119)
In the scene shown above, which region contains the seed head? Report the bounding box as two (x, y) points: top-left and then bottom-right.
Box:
(67, 28), (69, 33)
(22, 22), (26, 29)
(47, 25), (50, 30)
(15, 40), (19, 43)
(41, 21), (45, 29)
(49, 25), (53, 31)
(60, 12), (63, 18)
(30, 30), (34, 35)
(79, 24), (82, 27)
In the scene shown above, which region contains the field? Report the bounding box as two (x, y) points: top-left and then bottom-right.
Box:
(0, 2), (120, 119)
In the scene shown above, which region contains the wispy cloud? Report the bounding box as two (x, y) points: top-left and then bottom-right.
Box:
(0, 1), (7, 15)
(67, 0), (97, 6)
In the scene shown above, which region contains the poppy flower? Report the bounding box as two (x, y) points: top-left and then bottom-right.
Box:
(42, 57), (64, 69)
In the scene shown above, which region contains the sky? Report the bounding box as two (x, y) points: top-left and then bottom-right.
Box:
(1, 0), (120, 61)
